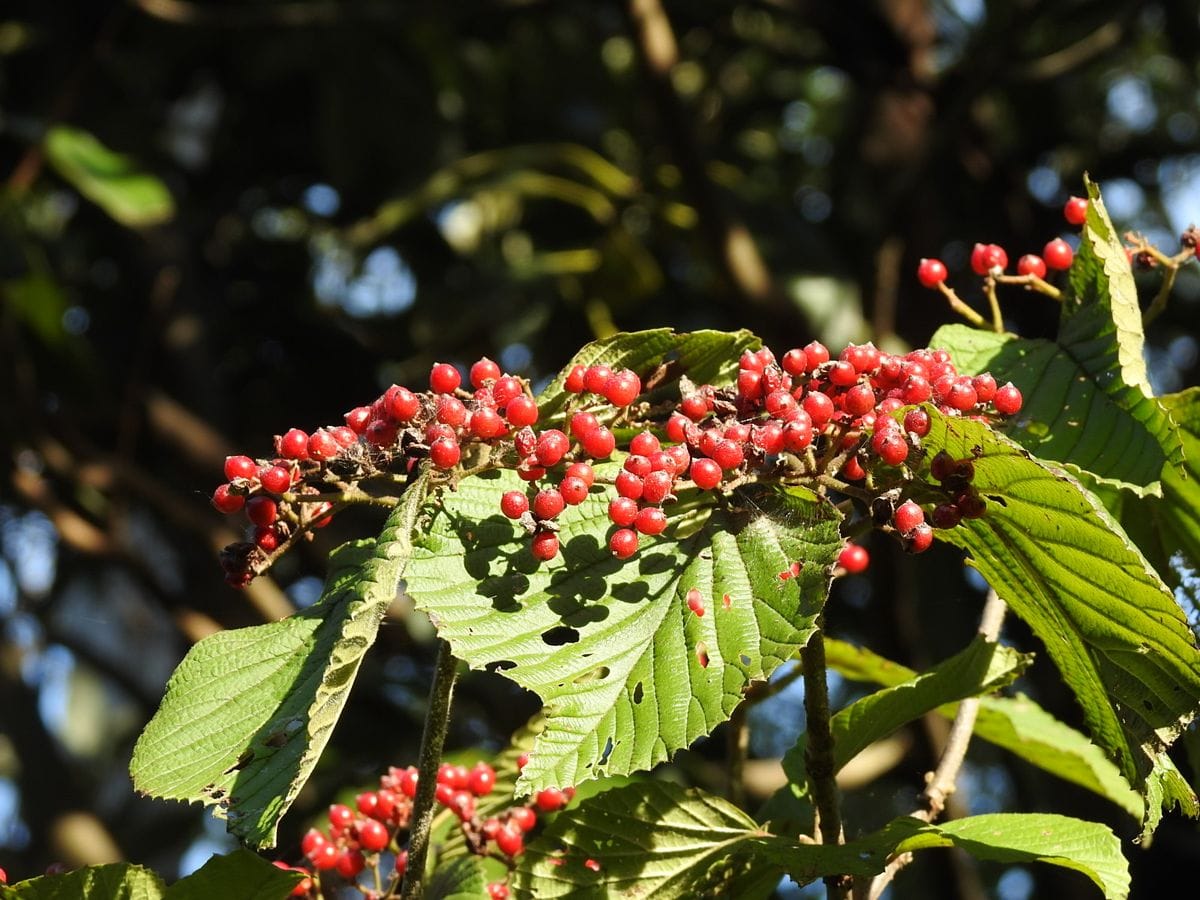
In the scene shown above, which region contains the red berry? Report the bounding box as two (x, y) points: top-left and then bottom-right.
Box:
(394, 850), (408, 877)
(429, 436), (461, 469)
(781, 347), (808, 375)
(629, 431), (661, 457)
(690, 457), (723, 490)
(903, 408), (931, 437)
(534, 429), (569, 467)
(430, 362), (462, 394)
(1017, 254), (1047, 278)
(310, 843), (338, 870)
(387, 385), (421, 422)
(358, 818), (390, 852)
(679, 393), (709, 421)
(501, 491), (529, 519)
(336, 847), (365, 878)
(871, 430), (909, 466)
(972, 373), (997, 403)
(893, 499), (925, 535)
(345, 406), (372, 433)
(583, 365), (612, 394)
(517, 464), (545, 482)
(329, 803), (354, 829)
(307, 429), (340, 461)
(945, 379), (979, 412)
(246, 495), (278, 527)
(842, 383), (876, 416)
(435, 782), (456, 806)
(841, 456), (866, 481)
(470, 406), (507, 439)
(624, 454), (653, 477)
(804, 341), (831, 367)
(535, 787), (567, 812)
(827, 360), (857, 387)
(737, 368), (763, 400)
(531, 530), (559, 561)
(509, 806), (537, 830)
(608, 497), (639, 527)
(224, 455), (257, 481)
(470, 357), (502, 389)
(842, 342), (881, 374)
(635, 506), (668, 535)
(278, 428), (310, 460)
(604, 369), (641, 406)
(615, 470), (644, 501)
(564, 364), (587, 393)
(254, 526), (280, 552)
(212, 483), (245, 514)
(752, 421), (785, 455)
(581, 426), (616, 459)
(301, 828), (327, 857)
(468, 763), (496, 796)
(570, 411), (600, 439)
(917, 257), (948, 288)
(450, 789), (476, 820)
(710, 440), (744, 471)
(970, 242), (1008, 275)
(533, 489), (566, 520)
(993, 382), (1023, 415)
(838, 543), (869, 574)
(641, 470), (673, 505)
(764, 389), (796, 416)
(488, 883), (510, 900)
(905, 523), (935, 553)
(1064, 195), (1088, 226)
(609, 527), (639, 559)
(398, 768), (419, 798)
(782, 418), (813, 452)
(492, 376), (524, 407)
(1043, 237), (1073, 270)
(565, 462), (595, 487)
(495, 824), (524, 857)
(506, 396), (539, 428)
(436, 395), (468, 427)
(559, 475), (590, 505)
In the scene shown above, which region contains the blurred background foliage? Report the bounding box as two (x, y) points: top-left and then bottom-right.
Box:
(1, 1), (1198, 897)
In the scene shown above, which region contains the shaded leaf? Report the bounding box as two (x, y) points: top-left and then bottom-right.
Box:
(44, 126), (174, 227)
(165, 850), (301, 900)
(2, 863), (164, 900)
(426, 857), (489, 900)
(405, 469), (842, 795)
(130, 476), (428, 847)
(1135, 388), (1200, 574)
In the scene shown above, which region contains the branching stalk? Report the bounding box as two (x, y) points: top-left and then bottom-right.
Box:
(399, 640), (461, 900)
(936, 283), (988, 329)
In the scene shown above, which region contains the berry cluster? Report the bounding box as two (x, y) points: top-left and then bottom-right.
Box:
(278, 756), (574, 899)
(926, 451), (988, 529)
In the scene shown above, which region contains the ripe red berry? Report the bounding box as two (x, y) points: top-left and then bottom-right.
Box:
(570, 411), (600, 439)
(917, 257), (948, 288)
(307, 429), (340, 461)
(345, 406), (372, 433)
(970, 242), (1008, 275)
(581, 426), (616, 459)
(871, 430), (909, 466)
(470, 406), (507, 439)
(329, 803), (354, 829)
(842, 383), (876, 416)
(436, 395), (468, 427)
(506, 396), (539, 428)
(609, 527), (639, 559)
(488, 883), (510, 900)
(386, 385), (421, 422)
(827, 360), (858, 387)
(737, 368), (763, 400)
(608, 497), (639, 527)
(531, 530), (559, 561)
(565, 461), (595, 487)
(615, 470), (644, 501)
(246, 495), (278, 527)
(224, 455), (257, 481)
(783, 419), (813, 452)
(430, 362), (462, 394)
(301, 828), (327, 857)
(604, 369), (641, 406)
(781, 347), (808, 376)
(903, 408), (931, 437)
(635, 506), (668, 535)
(564, 364), (587, 393)
(1043, 237), (1074, 270)
(309, 843), (338, 870)
(212, 483), (245, 514)
(893, 500), (925, 535)
(535, 429), (570, 467)
(710, 440), (744, 471)
(641, 470), (673, 505)
(559, 475), (589, 505)
(905, 523), (935, 553)
(690, 457), (723, 490)
(1063, 195), (1088, 226)
(278, 428), (310, 460)
(945, 379), (979, 412)
(429, 436), (461, 469)
(254, 526), (280, 552)
(624, 454), (653, 477)
(840, 456), (866, 481)
(509, 806), (537, 831)
(358, 818), (390, 852)
(468, 763), (496, 796)
(495, 823), (525, 857)
(583, 365), (613, 395)
(629, 431), (661, 457)
(501, 491), (529, 519)
(533, 489), (566, 520)
(394, 850), (409, 877)
(491, 376), (524, 407)
(470, 357), (502, 389)
(838, 543), (869, 574)
(804, 341), (831, 367)
(993, 382), (1023, 416)
(679, 393), (709, 421)
(1017, 254), (1047, 278)
(535, 787), (567, 812)
(398, 768), (419, 798)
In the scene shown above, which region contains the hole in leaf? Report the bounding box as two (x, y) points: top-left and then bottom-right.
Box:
(486, 659), (517, 673)
(542, 626), (580, 646)
(599, 737), (614, 766)
(574, 666), (610, 684)
(633, 682), (644, 704)
(739, 654), (752, 666)
(696, 641), (709, 668)
(1143, 699), (1154, 711)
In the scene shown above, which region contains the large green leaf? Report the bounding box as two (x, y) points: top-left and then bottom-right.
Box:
(824, 639), (1143, 819)
(404, 468), (842, 795)
(0, 864), (165, 900)
(781, 636), (1029, 786)
(164, 850), (301, 900)
(43, 126), (174, 227)
(535, 329), (760, 420)
(130, 476), (429, 847)
(915, 410), (1200, 830)
(930, 325), (1177, 496)
(426, 857), (489, 900)
(515, 783), (1129, 899)
(1133, 387), (1200, 574)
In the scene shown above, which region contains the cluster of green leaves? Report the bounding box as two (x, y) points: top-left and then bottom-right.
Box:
(9, 184), (1197, 900)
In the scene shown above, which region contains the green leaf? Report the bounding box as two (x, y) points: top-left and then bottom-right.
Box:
(915, 410), (1200, 830)
(1138, 387), (1200, 572)
(535, 329), (761, 420)
(514, 781), (782, 899)
(43, 126), (174, 227)
(824, 639), (1144, 819)
(130, 476), (429, 847)
(930, 324), (1178, 496)
(164, 850), (301, 900)
(405, 470), (842, 795)
(782, 636), (1029, 785)
(1, 863), (165, 900)
(426, 857), (489, 900)
(1063, 175), (1150, 395)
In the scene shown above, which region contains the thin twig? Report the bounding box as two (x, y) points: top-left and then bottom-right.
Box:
(936, 282), (989, 329)
(864, 588), (1006, 900)
(400, 640), (461, 900)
